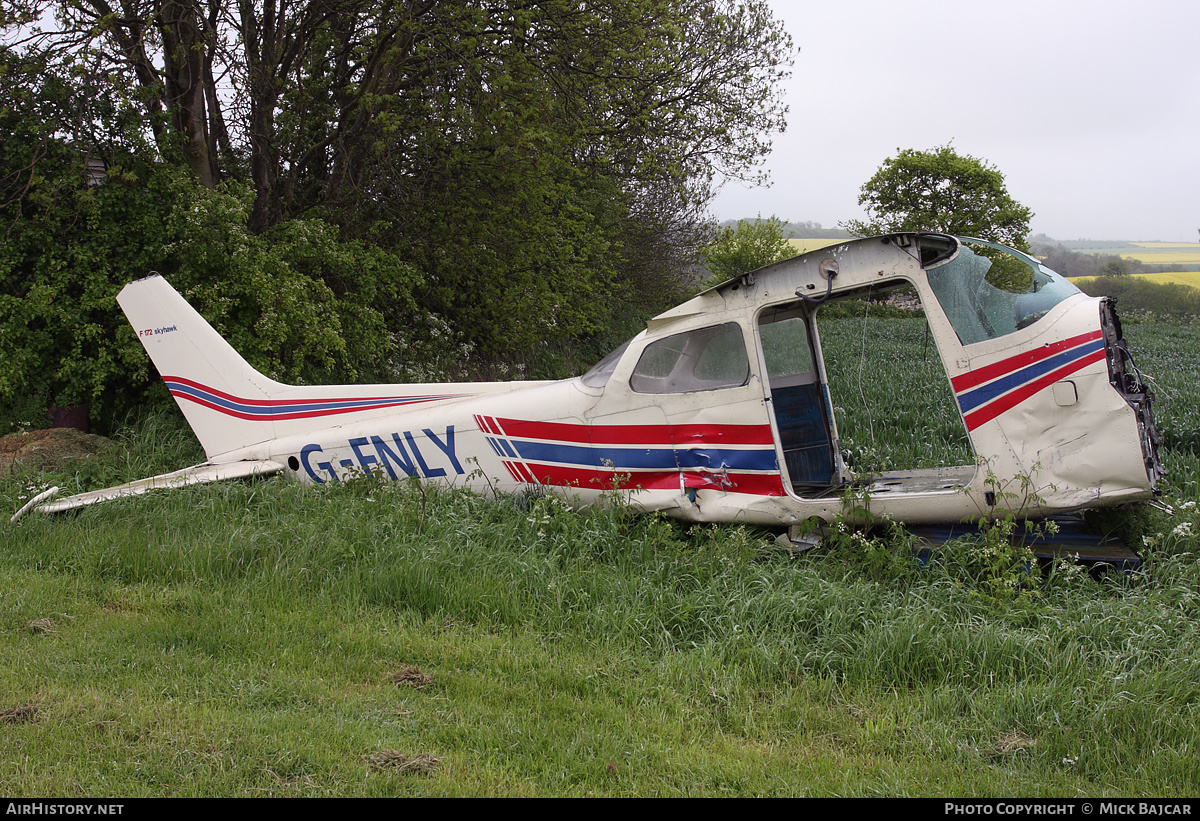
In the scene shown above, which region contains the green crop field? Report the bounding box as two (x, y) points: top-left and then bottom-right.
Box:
(2, 317), (1200, 796)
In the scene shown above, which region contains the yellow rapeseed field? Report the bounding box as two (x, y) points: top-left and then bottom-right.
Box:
(1070, 271), (1200, 289)
(1121, 242), (1200, 265)
(787, 237), (846, 254)
(1130, 242), (1200, 248)
(788, 238), (1200, 271)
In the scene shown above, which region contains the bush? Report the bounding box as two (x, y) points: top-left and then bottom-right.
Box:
(0, 160), (427, 433)
(1076, 275), (1200, 321)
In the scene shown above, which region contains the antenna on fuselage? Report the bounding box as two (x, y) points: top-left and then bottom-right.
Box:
(797, 258), (839, 304)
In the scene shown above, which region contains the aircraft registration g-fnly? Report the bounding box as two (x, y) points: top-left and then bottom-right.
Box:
(17, 233), (1165, 532)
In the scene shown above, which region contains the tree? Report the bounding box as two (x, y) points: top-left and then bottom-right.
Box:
(700, 216), (798, 286)
(843, 145), (1034, 251)
(3, 0), (795, 369)
(7, 1), (791, 234)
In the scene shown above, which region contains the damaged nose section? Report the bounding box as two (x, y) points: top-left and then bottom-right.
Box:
(1101, 298), (1166, 486)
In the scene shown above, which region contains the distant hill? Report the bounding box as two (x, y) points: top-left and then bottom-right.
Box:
(1031, 234), (1200, 276)
(1030, 234), (1141, 252)
(719, 219), (853, 239)
(717, 226), (1200, 273)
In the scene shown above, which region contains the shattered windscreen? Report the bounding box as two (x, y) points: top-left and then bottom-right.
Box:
(924, 238), (1082, 346)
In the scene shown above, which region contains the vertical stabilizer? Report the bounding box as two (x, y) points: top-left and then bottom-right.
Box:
(118, 275), (287, 459)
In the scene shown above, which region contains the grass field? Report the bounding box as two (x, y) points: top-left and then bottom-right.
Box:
(2, 319), (1200, 796)
(819, 312), (973, 471)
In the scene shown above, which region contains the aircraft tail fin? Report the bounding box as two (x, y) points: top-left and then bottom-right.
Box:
(118, 275), (288, 460)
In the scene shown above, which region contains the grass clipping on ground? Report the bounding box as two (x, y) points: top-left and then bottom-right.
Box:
(0, 429), (115, 474)
(366, 750), (440, 774)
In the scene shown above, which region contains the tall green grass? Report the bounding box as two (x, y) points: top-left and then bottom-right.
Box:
(819, 312), (974, 471)
(2, 317), (1200, 795)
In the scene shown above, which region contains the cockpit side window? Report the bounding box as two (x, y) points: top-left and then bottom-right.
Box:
(630, 322), (750, 394)
(925, 238), (1081, 346)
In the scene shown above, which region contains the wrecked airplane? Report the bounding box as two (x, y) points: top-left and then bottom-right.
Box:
(14, 233), (1164, 537)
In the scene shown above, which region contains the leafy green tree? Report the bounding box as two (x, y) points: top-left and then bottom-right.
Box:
(4, 0), (794, 373)
(844, 145), (1034, 251)
(1099, 258), (1130, 277)
(0, 155), (423, 430)
(700, 216), (798, 286)
(9, 1), (791, 234)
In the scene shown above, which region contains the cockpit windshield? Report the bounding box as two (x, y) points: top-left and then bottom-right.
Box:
(924, 237), (1081, 346)
(580, 338), (632, 387)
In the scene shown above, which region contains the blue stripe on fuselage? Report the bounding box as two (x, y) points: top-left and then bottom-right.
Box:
(510, 440), (777, 472)
(956, 339), (1104, 414)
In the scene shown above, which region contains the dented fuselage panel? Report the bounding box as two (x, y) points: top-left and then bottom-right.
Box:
(30, 234), (1164, 527)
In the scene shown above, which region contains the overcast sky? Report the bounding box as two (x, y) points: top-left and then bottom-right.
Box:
(710, 0), (1199, 242)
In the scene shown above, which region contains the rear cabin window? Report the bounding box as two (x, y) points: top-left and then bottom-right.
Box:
(759, 314), (817, 385)
(630, 322), (750, 394)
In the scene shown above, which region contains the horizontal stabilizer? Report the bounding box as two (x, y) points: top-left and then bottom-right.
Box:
(24, 460), (285, 518)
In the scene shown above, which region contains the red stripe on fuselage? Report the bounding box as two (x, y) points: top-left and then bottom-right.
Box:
(522, 464), (785, 496)
(165, 375), (452, 408)
(167, 390), (443, 422)
(962, 348), (1107, 431)
(950, 330), (1103, 394)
